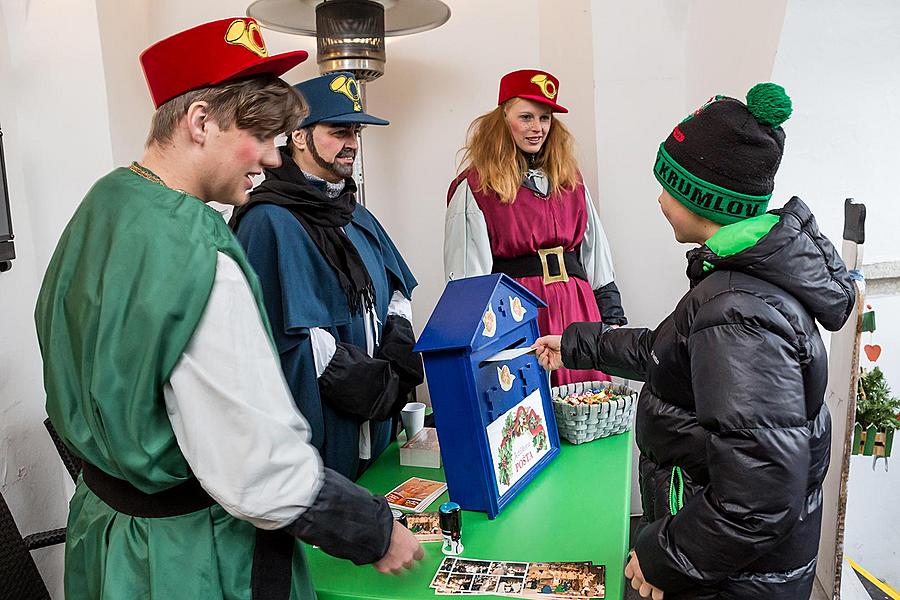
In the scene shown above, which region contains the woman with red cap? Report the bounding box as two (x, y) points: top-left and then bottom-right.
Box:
(444, 69), (626, 386)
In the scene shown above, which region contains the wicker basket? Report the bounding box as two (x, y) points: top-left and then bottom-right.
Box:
(551, 380), (637, 445)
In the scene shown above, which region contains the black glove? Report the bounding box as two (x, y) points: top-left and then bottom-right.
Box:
(593, 281), (628, 326)
(318, 343), (400, 422)
(376, 315), (425, 400)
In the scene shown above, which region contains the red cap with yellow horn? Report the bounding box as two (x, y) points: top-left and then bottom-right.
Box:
(140, 17), (308, 108)
(498, 69), (568, 113)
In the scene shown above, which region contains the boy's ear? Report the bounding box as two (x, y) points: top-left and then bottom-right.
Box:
(185, 101), (211, 145)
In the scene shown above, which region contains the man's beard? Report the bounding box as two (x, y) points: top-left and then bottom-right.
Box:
(309, 139), (356, 179)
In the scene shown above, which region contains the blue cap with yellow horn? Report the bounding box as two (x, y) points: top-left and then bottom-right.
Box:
(294, 72), (390, 128)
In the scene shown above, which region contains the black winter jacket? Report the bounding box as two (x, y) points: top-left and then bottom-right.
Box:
(562, 198), (856, 599)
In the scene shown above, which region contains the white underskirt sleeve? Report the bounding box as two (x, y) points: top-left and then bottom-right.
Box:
(443, 177), (493, 282)
(309, 327), (337, 378)
(387, 290), (413, 323)
(164, 252), (324, 530)
(357, 306), (381, 461)
(581, 186), (617, 289)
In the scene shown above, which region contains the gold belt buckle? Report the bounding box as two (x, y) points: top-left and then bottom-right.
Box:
(538, 246), (569, 284)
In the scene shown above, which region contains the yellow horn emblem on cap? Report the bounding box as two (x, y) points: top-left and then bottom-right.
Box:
(329, 75), (362, 112)
(225, 19), (268, 58)
(530, 74), (557, 100)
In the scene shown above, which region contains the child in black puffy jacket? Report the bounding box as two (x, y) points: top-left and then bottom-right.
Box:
(534, 84), (856, 600)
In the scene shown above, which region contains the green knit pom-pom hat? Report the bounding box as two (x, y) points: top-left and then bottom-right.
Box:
(652, 82), (792, 225)
(746, 82), (793, 127)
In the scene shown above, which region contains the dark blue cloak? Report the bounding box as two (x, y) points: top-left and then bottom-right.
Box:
(235, 202), (417, 479)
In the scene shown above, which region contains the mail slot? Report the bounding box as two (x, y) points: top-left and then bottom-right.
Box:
(415, 274), (560, 519)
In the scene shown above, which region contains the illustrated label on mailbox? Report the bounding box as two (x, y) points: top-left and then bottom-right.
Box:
(487, 388), (550, 496)
(482, 305), (497, 337)
(510, 296), (526, 322)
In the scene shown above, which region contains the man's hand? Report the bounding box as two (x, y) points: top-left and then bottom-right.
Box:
(373, 521), (424, 574)
(532, 335), (564, 371)
(625, 551), (664, 600)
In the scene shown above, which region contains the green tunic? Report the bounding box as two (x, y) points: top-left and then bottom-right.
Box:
(35, 167), (315, 599)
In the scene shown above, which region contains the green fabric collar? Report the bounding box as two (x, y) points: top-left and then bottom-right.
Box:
(706, 212), (781, 258)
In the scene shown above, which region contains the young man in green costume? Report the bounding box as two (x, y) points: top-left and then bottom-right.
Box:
(34, 17), (422, 600)
(533, 84), (856, 599)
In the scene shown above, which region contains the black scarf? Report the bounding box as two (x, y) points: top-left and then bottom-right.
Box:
(230, 146), (375, 315)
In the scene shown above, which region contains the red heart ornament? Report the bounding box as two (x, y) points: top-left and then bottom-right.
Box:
(864, 344), (882, 362)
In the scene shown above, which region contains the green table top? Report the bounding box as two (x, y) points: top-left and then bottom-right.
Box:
(307, 430), (633, 600)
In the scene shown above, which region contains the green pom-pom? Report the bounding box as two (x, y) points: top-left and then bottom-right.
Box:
(746, 82), (792, 127)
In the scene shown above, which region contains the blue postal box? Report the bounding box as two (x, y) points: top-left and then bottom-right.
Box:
(415, 274), (560, 519)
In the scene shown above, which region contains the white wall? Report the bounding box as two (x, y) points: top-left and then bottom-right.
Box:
(772, 0), (899, 265)
(538, 0), (598, 197)
(772, 0), (900, 588)
(95, 0), (152, 166)
(0, 0), (114, 596)
(3, 0), (115, 266)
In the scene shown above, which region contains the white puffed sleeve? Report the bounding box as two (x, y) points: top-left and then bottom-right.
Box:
(164, 252), (323, 529)
(443, 177), (493, 281)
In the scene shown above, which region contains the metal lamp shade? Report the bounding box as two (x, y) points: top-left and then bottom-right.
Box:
(247, 0), (450, 80)
(247, 0), (451, 36)
(316, 0), (385, 81)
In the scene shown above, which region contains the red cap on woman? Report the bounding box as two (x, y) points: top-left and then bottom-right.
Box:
(497, 69), (568, 113)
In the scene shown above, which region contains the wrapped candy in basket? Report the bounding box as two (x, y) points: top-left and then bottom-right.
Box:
(551, 380), (637, 445)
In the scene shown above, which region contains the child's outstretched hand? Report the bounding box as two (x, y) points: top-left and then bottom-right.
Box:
(532, 335), (563, 371)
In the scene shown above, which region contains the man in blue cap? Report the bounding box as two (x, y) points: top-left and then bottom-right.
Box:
(230, 72), (423, 481)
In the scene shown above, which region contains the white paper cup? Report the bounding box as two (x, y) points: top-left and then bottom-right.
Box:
(400, 402), (426, 440)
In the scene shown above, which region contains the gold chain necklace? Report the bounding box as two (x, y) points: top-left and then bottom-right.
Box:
(129, 162), (168, 188)
(128, 162), (192, 197)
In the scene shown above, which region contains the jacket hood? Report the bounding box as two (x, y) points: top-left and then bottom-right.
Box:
(688, 197), (856, 331)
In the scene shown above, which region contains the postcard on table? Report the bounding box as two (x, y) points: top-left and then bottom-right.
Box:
(385, 477), (447, 513)
(521, 562), (605, 599)
(406, 512), (443, 542)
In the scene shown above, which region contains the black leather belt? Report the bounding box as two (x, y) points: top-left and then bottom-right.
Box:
(492, 246), (587, 284)
(82, 461), (216, 518)
(82, 462), (294, 600)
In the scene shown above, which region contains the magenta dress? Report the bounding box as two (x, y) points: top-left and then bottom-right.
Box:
(449, 171), (611, 386)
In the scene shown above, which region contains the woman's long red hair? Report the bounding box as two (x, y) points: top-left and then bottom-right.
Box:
(459, 100), (580, 204)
